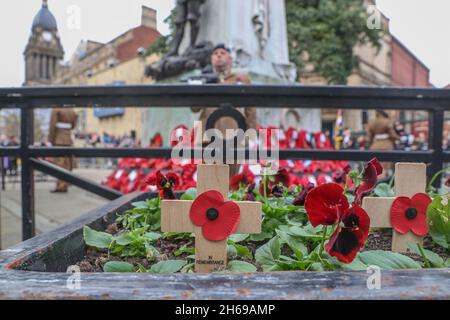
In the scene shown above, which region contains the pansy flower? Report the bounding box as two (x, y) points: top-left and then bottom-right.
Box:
(292, 182), (315, 206)
(147, 171), (181, 199)
(390, 193), (431, 236)
(355, 158), (383, 204)
(189, 190), (240, 241)
(230, 166), (255, 191)
(259, 168), (291, 196)
(305, 183), (370, 263)
(244, 183), (256, 201)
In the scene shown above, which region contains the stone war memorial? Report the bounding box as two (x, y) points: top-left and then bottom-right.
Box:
(0, 0), (449, 303)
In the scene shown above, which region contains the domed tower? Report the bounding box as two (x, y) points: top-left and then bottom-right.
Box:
(24, 0), (64, 85)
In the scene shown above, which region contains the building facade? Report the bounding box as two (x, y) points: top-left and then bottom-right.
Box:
(23, 2), (161, 141)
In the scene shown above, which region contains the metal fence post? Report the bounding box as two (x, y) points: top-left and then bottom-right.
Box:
(21, 108), (35, 240)
(429, 108), (444, 189)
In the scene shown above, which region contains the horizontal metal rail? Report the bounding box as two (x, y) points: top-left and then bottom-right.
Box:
(0, 85), (450, 109)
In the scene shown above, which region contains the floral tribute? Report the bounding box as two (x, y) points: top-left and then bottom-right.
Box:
(83, 157), (449, 275)
(189, 190), (241, 241)
(304, 158), (382, 263)
(390, 193), (432, 237)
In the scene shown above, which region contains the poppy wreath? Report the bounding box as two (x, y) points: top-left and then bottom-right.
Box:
(305, 183), (371, 263)
(189, 190), (241, 241)
(390, 193), (432, 236)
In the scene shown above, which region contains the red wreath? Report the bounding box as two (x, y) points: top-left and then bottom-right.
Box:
(390, 193), (431, 236)
(189, 190), (240, 241)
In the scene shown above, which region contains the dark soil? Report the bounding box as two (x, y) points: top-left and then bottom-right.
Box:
(78, 222), (449, 272)
(364, 229), (449, 262)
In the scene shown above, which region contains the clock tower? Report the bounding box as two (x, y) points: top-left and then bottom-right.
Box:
(24, 0), (64, 85)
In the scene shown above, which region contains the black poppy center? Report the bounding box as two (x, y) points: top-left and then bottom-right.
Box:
(404, 208), (418, 220)
(206, 208), (219, 221)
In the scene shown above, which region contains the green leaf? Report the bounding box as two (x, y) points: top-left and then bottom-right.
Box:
(339, 256), (368, 271)
(249, 231), (273, 242)
(358, 250), (422, 270)
(427, 196), (450, 249)
(180, 263), (195, 273)
(83, 226), (113, 249)
(103, 261), (135, 273)
(228, 261), (257, 273)
(148, 260), (187, 274)
(374, 183), (395, 197)
(174, 247), (195, 256)
(181, 188), (197, 200)
(276, 229), (308, 259)
(407, 243), (445, 268)
(228, 234), (249, 243)
(143, 232), (162, 242)
(445, 258), (450, 267)
(255, 237), (281, 271)
(113, 233), (133, 246)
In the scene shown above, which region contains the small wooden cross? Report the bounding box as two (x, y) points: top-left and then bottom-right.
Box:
(362, 163), (427, 253)
(161, 164), (262, 273)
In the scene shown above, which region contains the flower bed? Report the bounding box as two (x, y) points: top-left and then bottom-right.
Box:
(80, 159), (450, 274)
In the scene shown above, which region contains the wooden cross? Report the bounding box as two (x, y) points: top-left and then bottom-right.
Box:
(362, 163), (427, 253)
(161, 164), (262, 273)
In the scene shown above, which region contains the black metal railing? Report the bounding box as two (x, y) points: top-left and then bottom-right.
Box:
(0, 84), (449, 241)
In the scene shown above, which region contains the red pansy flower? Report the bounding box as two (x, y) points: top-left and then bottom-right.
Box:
(148, 171), (181, 199)
(355, 158), (383, 204)
(243, 183), (257, 201)
(305, 183), (370, 263)
(230, 166), (255, 191)
(189, 190), (240, 241)
(292, 182), (315, 206)
(445, 176), (450, 187)
(325, 204), (371, 264)
(390, 193), (431, 236)
(259, 168), (291, 196)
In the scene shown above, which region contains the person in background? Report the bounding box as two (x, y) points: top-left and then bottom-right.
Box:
(48, 108), (78, 193)
(191, 43), (257, 177)
(366, 110), (399, 177)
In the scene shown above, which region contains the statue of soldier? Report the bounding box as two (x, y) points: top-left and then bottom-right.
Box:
(166, 0), (206, 57)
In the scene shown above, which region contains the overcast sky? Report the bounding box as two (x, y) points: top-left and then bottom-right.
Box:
(0, 0), (448, 87)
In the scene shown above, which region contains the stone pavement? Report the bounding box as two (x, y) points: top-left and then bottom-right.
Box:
(0, 168), (111, 249)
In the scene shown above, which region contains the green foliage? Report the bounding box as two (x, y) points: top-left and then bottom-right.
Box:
(103, 261), (136, 273)
(374, 183), (395, 197)
(83, 226), (113, 249)
(255, 237), (281, 271)
(116, 197), (161, 231)
(84, 183), (445, 274)
(408, 244), (446, 268)
(147, 260), (187, 274)
(286, 0), (382, 84)
(427, 196), (450, 250)
(228, 261), (257, 273)
(356, 250), (422, 270)
(181, 188), (198, 200)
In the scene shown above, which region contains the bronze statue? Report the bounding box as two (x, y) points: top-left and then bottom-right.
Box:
(145, 0), (213, 80)
(166, 0), (206, 57)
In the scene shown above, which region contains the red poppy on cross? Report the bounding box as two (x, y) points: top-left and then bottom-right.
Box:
(161, 164), (262, 273)
(362, 163), (431, 253)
